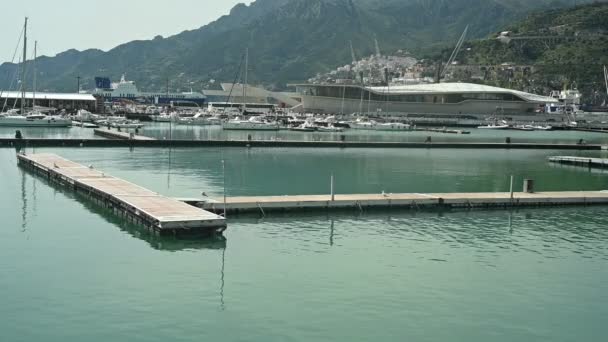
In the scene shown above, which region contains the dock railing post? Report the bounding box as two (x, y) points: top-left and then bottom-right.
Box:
(330, 173), (335, 201)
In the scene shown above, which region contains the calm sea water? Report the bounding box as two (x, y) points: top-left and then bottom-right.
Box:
(1, 146), (608, 341)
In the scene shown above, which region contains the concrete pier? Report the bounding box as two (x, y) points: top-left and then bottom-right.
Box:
(17, 153), (226, 236)
(193, 191), (608, 215)
(93, 128), (156, 140)
(549, 156), (608, 169)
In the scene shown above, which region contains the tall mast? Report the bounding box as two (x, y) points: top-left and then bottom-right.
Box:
(604, 65), (608, 97)
(21, 17), (28, 114)
(243, 48), (248, 112)
(33, 41), (37, 109)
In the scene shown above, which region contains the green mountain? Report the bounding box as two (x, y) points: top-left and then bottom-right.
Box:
(0, 0), (598, 92)
(445, 2), (608, 103)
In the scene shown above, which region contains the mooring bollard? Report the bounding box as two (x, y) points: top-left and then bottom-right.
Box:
(506, 137), (511, 144)
(523, 179), (534, 193)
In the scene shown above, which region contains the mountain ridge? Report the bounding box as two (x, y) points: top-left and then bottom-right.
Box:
(0, 0), (600, 92)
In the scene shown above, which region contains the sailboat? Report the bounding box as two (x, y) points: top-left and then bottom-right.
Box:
(221, 48), (280, 131)
(0, 18), (71, 127)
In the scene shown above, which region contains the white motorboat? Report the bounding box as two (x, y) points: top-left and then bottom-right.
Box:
(73, 109), (99, 122)
(349, 119), (412, 131)
(222, 116), (280, 131)
(349, 119), (377, 130)
(374, 122), (413, 131)
(109, 120), (143, 129)
(511, 125), (534, 131)
(477, 124), (510, 129)
(290, 122), (317, 132)
(532, 125), (553, 131)
(178, 113), (223, 126)
(72, 121), (99, 128)
(151, 114), (174, 122)
(317, 124), (344, 133)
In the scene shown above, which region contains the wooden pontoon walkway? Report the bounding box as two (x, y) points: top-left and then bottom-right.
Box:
(94, 128), (156, 140)
(549, 156), (608, 169)
(195, 191), (608, 214)
(17, 153), (225, 236)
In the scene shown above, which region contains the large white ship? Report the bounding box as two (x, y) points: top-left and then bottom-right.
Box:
(90, 75), (206, 105)
(295, 82), (561, 121)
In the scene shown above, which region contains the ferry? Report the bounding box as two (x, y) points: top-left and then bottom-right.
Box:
(90, 75), (206, 105)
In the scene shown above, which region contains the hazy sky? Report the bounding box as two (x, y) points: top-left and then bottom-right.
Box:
(1, 0), (253, 63)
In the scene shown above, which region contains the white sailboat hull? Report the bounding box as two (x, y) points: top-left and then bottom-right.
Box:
(0, 116), (72, 127)
(222, 122), (280, 131)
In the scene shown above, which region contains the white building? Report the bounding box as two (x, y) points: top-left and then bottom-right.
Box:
(296, 82), (560, 119)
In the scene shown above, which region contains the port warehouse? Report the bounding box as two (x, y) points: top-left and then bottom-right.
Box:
(0, 91), (98, 112)
(295, 82), (560, 117)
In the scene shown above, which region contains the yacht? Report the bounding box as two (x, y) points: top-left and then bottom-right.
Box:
(222, 116), (280, 131)
(374, 122), (413, 131)
(317, 124), (344, 133)
(349, 119), (412, 131)
(478, 123), (510, 129)
(178, 113), (223, 126)
(0, 112), (72, 127)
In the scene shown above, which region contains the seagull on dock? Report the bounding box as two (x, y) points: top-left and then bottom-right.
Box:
(382, 190), (389, 198)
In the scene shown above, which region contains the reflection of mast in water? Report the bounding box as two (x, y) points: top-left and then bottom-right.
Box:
(329, 220), (335, 246)
(220, 246), (226, 310)
(167, 147), (173, 189)
(20, 170), (27, 233)
(32, 175), (37, 215)
(508, 211), (514, 234)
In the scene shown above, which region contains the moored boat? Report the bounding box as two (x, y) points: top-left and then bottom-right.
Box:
(222, 116), (280, 131)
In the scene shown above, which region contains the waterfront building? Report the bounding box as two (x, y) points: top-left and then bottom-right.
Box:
(0, 91), (97, 112)
(295, 82), (560, 119)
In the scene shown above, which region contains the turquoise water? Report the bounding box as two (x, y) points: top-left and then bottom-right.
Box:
(1, 147), (608, 341)
(3, 123), (608, 144)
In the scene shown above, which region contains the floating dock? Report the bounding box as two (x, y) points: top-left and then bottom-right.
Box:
(194, 191), (608, 214)
(17, 153), (226, 236)
(93, 128), (156, 140)
(549, 156), (608, 169)
(1, 138), (606, 150)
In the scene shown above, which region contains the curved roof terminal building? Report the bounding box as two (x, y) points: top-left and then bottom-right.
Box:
(295, 82), (559, 119)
